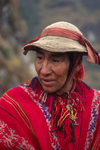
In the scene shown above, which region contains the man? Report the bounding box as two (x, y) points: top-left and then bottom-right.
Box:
(0, 21), (100, 150)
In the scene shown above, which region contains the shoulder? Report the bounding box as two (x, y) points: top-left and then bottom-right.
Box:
(78, 80), (91, 91)
(0, 77), (36, 106)
(0, 86), (21, 101)
(77, 80), (100, 95)
(75, 80), (92, 98)
(0, 77), (44, 112)
(76, 80), (100, 103)
(0, 78), (40, 118)
(1, 77), (40, 101)
(82, 81), (100, 99)
(0, 86), (27, 111)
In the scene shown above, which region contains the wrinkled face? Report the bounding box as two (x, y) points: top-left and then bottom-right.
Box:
(35, 49), (70, 93)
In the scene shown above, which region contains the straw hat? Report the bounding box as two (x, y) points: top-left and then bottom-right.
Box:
(23, 21), (100, 65)
(23, 21), (87, 54)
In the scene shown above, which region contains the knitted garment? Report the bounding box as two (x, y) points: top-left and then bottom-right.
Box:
(0, 77), (100, 150)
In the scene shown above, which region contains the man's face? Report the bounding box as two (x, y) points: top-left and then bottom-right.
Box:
(35, 49), (70, 93)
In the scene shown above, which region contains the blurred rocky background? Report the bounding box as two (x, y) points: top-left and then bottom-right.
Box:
(0, 0), (100, 97)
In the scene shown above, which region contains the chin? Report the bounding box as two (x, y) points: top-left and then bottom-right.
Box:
(43, 87), (56, 93)
(44, 89), (54, 93)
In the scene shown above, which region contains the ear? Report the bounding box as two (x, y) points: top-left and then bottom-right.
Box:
(75, 62), (82, 73)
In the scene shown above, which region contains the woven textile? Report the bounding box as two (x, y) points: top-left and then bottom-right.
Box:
(0, 77), (100, 150)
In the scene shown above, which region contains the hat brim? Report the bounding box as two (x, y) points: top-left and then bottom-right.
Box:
(23, 36), (88, 54)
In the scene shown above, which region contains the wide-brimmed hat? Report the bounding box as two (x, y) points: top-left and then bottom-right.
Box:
(23, 22), (87, 53)
(23, 21), (100, 65)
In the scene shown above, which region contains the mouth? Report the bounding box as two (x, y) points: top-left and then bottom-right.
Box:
(41, 79), (55, 86)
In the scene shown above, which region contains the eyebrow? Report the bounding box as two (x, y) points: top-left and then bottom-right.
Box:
(51, 53), (64, 57)
(37, 49), (43, 54)
(36, 49), (64, 57)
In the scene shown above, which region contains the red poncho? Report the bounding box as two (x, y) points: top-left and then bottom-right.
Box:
(0, 77), (100, 150)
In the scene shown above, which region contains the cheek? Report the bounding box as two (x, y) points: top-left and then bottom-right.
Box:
(58, 65), (69, 77)
(60, 64), (70, 80)
(55, 66), (69, 83)
(58, 71), (67, 84)
(35, 61), (40, 74)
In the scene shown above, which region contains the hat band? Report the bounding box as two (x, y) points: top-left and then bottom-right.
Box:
(41, 27), (100, 65)
(24, 27), (100, 65)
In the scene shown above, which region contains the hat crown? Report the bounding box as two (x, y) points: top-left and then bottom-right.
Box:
(45, 21), (82, 35)
(23, 21), (87, 56)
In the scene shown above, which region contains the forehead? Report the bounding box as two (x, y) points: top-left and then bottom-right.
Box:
(36, 48), (67, 57)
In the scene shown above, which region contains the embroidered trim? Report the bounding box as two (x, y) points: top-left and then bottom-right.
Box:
(21, 85), (60, 150)
(0, 120), (35, 150)
(37, 102), (60, 150)
(84, 90), (100, 149)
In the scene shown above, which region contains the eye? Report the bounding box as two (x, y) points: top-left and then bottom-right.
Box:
(36, 54), (44, 63)
(53, 59), (59, 62)
(37, 56), (42, 60)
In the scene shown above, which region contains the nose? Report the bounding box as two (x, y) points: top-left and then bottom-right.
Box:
(41, 60), (52, 76)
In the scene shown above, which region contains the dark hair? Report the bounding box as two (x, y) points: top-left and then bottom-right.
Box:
(67, 52), (83, 79)
(67, 52), (74, 77)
